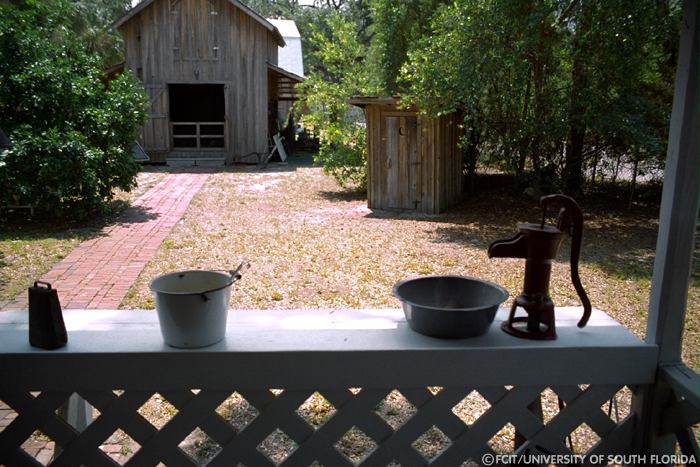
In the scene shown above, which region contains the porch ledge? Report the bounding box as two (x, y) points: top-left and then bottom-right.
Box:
(0, 308), (657, 390)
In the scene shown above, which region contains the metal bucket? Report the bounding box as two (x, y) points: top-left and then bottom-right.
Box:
(150, 264), (247, 348)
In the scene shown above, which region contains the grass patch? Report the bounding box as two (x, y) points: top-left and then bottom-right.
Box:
(0, 170), (166, 308)
(0, 224), (92, 307)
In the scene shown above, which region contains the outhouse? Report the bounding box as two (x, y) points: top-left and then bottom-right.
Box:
(350, 97), (463, 214)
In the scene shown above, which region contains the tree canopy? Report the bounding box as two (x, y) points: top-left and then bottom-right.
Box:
(69, 0), (132, 67)
(401, 0), (676, 196)
(1, 0), (678, 205)
(278, 0), (679, 197)
(296, 10), (379, 189)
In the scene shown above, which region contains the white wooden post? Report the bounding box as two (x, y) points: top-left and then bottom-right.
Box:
(646, 0), (699, 365)
(64, 394), (92, 432)
(634, 0), (698, 455)
(53, 394), (93, 461)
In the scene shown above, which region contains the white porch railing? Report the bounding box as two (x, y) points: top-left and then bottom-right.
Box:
(0, 308), (659, 466)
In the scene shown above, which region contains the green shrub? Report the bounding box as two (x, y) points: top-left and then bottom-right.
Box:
(314, 123), (367, 191)
(296, 12), (377, 192)
(0, 1), (147, 219)
(0, 129), (102, 216)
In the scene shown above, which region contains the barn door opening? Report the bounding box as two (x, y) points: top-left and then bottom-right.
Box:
(383, 115), (420, 210)
(169, 84), (225, 150)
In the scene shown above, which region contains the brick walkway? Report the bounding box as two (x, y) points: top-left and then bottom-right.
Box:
(2, 173), (209, 311)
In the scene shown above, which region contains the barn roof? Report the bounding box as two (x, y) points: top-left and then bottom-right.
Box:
(267, 63), (303, 83)
(268, 62), (303, 101)
(113, 0), (285, 46)
(267, 19), (304, 77)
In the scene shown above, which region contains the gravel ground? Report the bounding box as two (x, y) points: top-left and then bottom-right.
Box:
(123, 160), (527, 311)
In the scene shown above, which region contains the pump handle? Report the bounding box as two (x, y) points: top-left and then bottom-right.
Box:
(540, 195), (592, 327)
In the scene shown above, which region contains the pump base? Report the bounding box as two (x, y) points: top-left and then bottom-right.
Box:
(501, 296), (557, 340)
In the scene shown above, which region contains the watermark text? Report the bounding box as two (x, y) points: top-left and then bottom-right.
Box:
(481, 453), (696, 465)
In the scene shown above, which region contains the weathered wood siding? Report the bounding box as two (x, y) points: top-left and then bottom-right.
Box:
(364, 103), (462, 214)
(119, 0), (279, 163)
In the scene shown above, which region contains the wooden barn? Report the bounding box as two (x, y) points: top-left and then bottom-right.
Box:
(350, 97), (463, 214)
(114, 0), (302, 165)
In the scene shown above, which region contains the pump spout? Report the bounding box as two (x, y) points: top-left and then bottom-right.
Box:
(488, 232), (529, 259)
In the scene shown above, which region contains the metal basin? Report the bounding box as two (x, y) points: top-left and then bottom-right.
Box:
(393, 276), (508, 338)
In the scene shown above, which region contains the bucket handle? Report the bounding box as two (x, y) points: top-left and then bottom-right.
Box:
(199, 261), (250, 301)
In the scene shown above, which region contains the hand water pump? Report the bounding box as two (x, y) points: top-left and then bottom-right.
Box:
(488, 194), (591, 340)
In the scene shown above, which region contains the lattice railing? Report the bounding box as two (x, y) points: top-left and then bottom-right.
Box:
(0, 308), (655, 465)
(1, 384), (635, 466)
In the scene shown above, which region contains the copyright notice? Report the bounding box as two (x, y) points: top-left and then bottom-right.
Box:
(481, 453), (696, 465)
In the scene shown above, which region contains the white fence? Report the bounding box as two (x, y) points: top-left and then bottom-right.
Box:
(0, 308), (661, 466)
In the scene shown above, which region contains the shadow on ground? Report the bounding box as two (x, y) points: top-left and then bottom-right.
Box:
(141, 153), (317, 175)
(112, 204), (161, 227)
(318, 190), (367, 203)
(354, 185), (661, 280)
(0, 204), (161, 244)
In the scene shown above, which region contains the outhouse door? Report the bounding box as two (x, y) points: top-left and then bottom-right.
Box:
(382, 115), (421, 210)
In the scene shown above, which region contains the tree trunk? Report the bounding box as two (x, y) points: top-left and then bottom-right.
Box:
(564, 0), (590, 196)
(516, 69), (532, 182)
(591, 150), (599, 185)
(464, 124), (480, 197)
(527, 9), (552, 198)
(565, 122), (586, 195)
(628, 158), (639, 211)
(612, 153), (622, 183)
(529, 34), (545, 199)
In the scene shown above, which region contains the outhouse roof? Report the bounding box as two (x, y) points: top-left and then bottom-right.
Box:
(349, 96), (424, 113)
(114, 0), (285, 46)
(349, 96), (402, 108)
